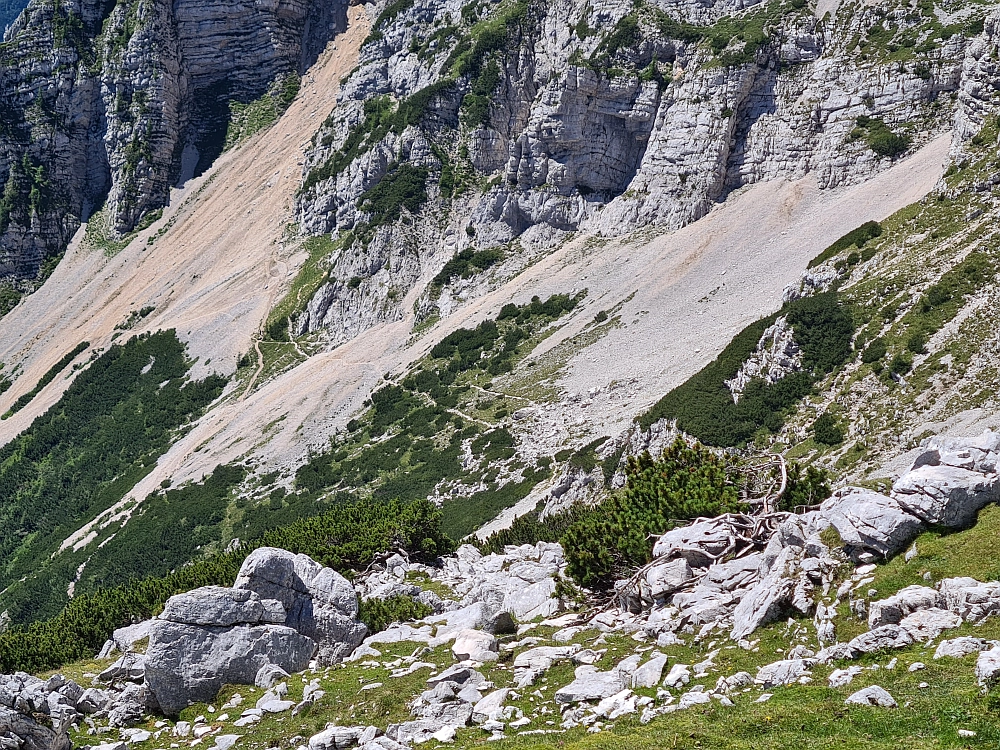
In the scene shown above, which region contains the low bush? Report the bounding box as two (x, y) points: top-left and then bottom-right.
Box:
(642, 293), (853, 446)
(360, 595), (433, 632)
(560, 438), (831, 588)
(809, 220), (882, 268)
(813, 413), (845, 446)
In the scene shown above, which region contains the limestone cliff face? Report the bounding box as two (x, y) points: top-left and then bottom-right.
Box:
(292, 0), (993, 341)
(0, 0), (346, 280)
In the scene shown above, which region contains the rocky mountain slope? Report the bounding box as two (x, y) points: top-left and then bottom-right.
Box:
(0, 0), (995, 730)
(0, 0), (344, 284)
(0, 431), (999, 750)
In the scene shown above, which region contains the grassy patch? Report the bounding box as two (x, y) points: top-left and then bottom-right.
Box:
(809, 220), (883, 268)
(225, 74), (300, 150)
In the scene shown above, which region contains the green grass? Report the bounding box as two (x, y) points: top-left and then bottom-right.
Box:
(404, 570), (459, 600)
(82, 204), (138, 256)
(864, 504), (1000, 601)
(264, 232), (347, 342)
(225, 74), (300, 150)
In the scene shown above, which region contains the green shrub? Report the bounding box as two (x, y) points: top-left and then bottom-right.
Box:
(562, 439), (743, 588)
(360, 595), (433, 632)
(781, 462), (832, 510)
(907, 332), (928, 354)
(813, 412), (845, 446)
(476, 502), (597, 555)
(889, 353), (912, 375)
(432, 247), (504, 288)
(786, 292), (854, 374)
(862, 337), (887, 363)
(641, 293), (853, 447)
(809, 220), (882, 268)
(560, 439), (833, 588)
(855, 116), (911, 158)
(357, 164), (429, 230)
(462, 60), (502, 127)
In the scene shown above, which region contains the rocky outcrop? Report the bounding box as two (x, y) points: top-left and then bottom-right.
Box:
(0, 0), (346, 280)
(288, 0), (981, 341)
(612, 430), (1000, 643)
(145, 549), (365, 715)
(235, 547), (368, 665)
(725, 317), (802, 402)
(144, 588), (316, 715)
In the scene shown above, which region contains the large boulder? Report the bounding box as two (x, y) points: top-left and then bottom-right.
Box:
(145, 549), (371, 713)
(817, 488), (923, 558)
(554, 667), (626, 703)
(730, 548), (799, 640)
(845, 685), (897, 708)
(891, 465), (1000, 529)
(234, 547), (367, 664)
(754, 659), (814, 688)
(934, 637), (989, 660)
(976, 646), (1000, 687)
(898, 608), (962, 642)
(145, 618), (315, 715)
(844, 625), (913, 657)
(910, 431), (1000, 474)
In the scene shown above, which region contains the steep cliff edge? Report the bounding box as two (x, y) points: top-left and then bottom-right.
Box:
(286, 0), (976, 343)
(0, 0), (346, 287)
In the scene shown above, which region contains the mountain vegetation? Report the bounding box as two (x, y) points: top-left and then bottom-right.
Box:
(0, 497), (448, 674)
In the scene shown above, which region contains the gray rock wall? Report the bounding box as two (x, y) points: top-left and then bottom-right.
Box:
(291, 0), (991, 341)
(0, 0), (346, 280)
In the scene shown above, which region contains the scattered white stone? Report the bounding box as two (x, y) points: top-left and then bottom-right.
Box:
(828, 667), (863, 688)
(845, 686), (897, 707)
(662, 664), (691, 689)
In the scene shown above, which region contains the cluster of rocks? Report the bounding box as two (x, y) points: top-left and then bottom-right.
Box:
(4, 432), (1000, 750)
(619, 431), (1000, 644)
(357, 542), (565, 646)
(145, 548), (367, 715)
(0, 671), (146, 750)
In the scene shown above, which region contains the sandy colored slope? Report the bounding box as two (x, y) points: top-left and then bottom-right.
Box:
(0, 8), (948, 547)
(0, 6), (369, 439)
(110, 134), (949, 507)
